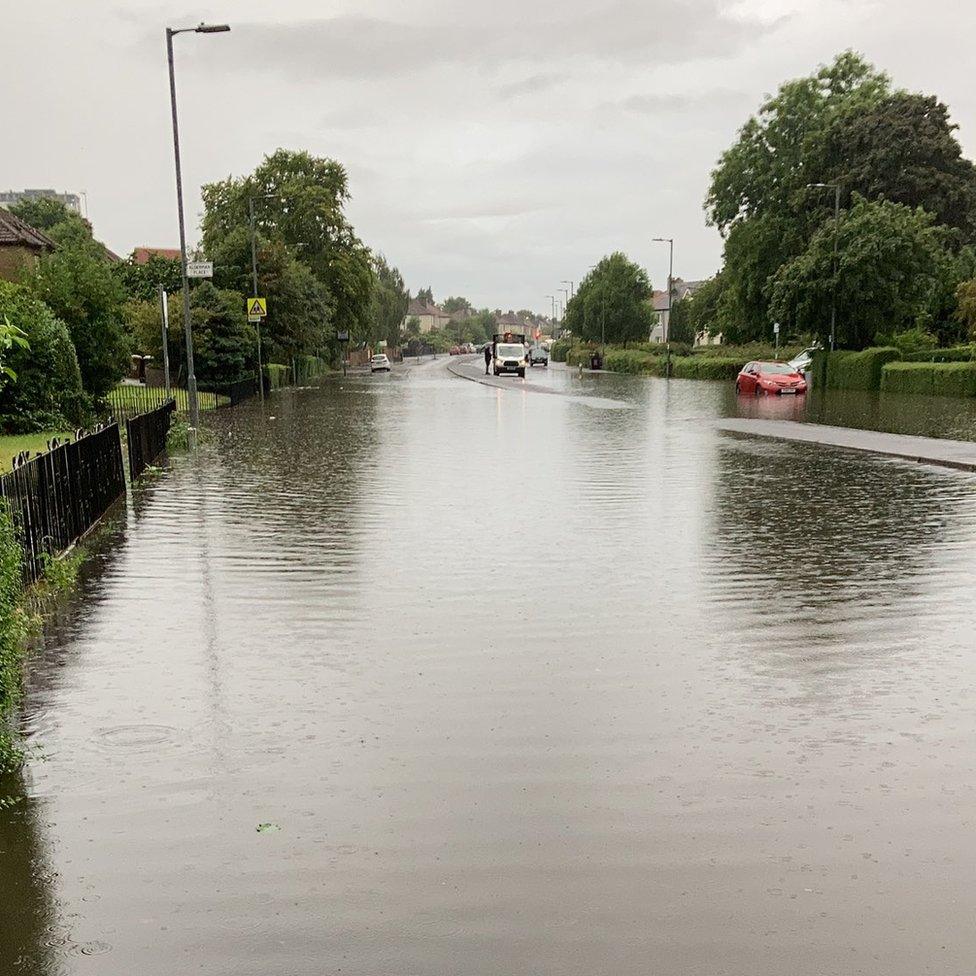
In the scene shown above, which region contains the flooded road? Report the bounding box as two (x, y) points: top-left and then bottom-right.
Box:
(3, 358), (976, 975)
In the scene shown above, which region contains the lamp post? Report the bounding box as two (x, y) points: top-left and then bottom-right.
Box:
(651, 237), (674, 344)
(546, 295), (556, 337)
(561, 279), (575, 301)
(807, 183), (841, 351)
(166, 21), (230, 437)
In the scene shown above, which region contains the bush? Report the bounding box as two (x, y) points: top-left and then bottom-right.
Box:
(875, 326), (938, 354)
(691, 342), (798, 360)
(603, 349), (665, 375)
(881, 361), (976, 397)
(265, 363), (290, 389)
(549, 338), (573, 362)
(826, 346), (901, 391)
(0, 503), (29, 772)
(0, 282), (88, 433)
(900, 345), (976, 363)
(671, 356), (743, 380)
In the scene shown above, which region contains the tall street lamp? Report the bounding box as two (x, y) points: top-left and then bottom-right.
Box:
(546, 295), (556, 337)
(807, 182), (841, 351)
(166, 21), (230, 437)
(561, 279), (575, 301)
(652, 237), (674, 345)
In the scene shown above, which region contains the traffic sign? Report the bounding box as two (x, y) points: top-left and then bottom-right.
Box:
(337, 330), (350, 342)
(247, 297), (267, 318)
(187, 261), (213, 278)
(773, 322), (780, 334)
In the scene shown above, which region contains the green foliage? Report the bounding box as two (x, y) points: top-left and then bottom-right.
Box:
(881, 361), (976, 397)
(769, 197), (948, 349)
(873, 327), (938, 354)
(370, 254), (409, 348)
(0, 503), (29, 772)
(186, 283), (256, 385)
(667, 296), (695, 344)
(549, 338), (572, 362)
(825, 346), (901, 390)
(405, 316), (421, 339)
(265, 363), (290, 389)
(563, 253), (654, 345)
(0, 283), (87, 433)
(955, 279), (976, 338)
(0, 317), (29, 386)
(672, 357), (744, 380)
(602, 349), (664, 375)
(14, 201), (129, 399)
(115, 254), (183, 302)
(442, 296), (472, 314)
(899, 344), (976, 362)
(201, 149), (375, 352)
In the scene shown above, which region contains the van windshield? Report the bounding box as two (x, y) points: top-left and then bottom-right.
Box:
(497, 344), (524, 358)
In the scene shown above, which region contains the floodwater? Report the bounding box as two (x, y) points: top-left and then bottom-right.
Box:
(3, 357), (976, 975)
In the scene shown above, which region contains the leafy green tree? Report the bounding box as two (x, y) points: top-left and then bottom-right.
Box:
(0, 283), (86, 432)
(667, 297), (695, 344)
(564, 253), (654, 345)
(26, 232), (128, 400)
(415, 287), (434, 304)
(955, 279), (976, 339)
(0, 318), (29, 387)
(405, 317), (421, 339)
(370, 255), (409, 348)
(768, 197), (949, 349)
(684, 274), (725, 342)
(201, 149), (374, 349)
(8, 198), (89, 236)
(818, 92), (976, 237)
(442, 296), (471, 314)
(115, 253), (183, 303)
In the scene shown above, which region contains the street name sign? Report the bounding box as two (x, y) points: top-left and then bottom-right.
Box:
(187, 261), (213, 278)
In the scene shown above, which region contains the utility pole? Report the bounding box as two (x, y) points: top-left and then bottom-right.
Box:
(248, 196), (265, 402)
(157, 284), (171, 396)
(546, 295), (556, 338)
(166, 22), (230, 441)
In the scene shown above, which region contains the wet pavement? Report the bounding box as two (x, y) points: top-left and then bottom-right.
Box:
(3, 357), (976, 975)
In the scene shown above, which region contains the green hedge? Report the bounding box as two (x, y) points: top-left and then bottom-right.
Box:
(671, 356), (743, 380)
(549, 339), (573, 362)
(265, 363), (291, 390)
(826, 347), (900, 391)
(0, 503), (28, 772)
(602, 350), (666, 375)
(899, 345), (976, 363)
(881, 361), (976, 397)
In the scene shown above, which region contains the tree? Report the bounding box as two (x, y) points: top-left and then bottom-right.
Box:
(415, 287), (434, 304)
(201, 149), (374, 350)
(0, 318), (29, 388)
(955, 279), (976, 339)
(768, 197), (949, 349)
(115, 253), (183, 303)
(442, 296), (472, 314)
(0, 282), (86, 432)
(819, 92), (976, 238)
(405, 316), (421, 339)
(23, 219), (128, 400)
(667, 297), (695, 345)
(684, 274), (726, 342)
(563, 253), (654, 345)
(370, 254), (409, 348)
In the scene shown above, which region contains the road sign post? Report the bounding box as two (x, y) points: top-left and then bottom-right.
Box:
(158, 285), (171, 395)
(773, 321), (781, 356)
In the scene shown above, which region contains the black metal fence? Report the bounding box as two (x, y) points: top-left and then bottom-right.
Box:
(125, 399), (175, 481)
(0, 424), (126, 584)
(105, 384), (222, 424)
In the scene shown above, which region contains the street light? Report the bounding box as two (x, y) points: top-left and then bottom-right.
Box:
(561, 279), (575, 301)
(807, 182), (841, 351)
(166, 22), (231, 437)
(651, 237), (674, 345)
(546, 295), (556, 337)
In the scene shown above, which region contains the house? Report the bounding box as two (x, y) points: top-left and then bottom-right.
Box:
(401, 298), (451, 334)
(0, 208), (56, 282)
(131, 247), (182, 265)
(647, 278), (706, 343)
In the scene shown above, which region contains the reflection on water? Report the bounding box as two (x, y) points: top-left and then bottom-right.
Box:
(3, 361), (976, 975)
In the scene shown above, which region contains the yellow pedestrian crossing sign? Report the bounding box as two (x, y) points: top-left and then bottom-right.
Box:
(247, 297), (267, 318)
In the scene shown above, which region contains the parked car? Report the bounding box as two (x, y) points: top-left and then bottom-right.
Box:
(449, 346), (462, 356)
(735, 361), (808, 396)
(370, 354), (391, 373)
(528, 345), (549, 367)
(788, 345), (820, 374)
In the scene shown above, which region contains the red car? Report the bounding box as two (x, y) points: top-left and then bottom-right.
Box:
(735, 361), (808, 396)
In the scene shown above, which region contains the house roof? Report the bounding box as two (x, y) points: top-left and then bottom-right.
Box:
(0, 209), (56, 250)
(651, 290), (670, 312)
(406, 298), (448, 317)
(131, 246), (181, 265)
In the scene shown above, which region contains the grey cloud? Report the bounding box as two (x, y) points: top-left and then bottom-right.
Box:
(204, 1), (778, 81)
(496, 73), (569, 99)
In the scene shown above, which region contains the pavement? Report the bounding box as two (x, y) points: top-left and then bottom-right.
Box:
(716, 417), (976, 472)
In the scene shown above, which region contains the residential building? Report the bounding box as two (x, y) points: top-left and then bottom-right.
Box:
(0, 188), (82, 213)
(401, 298), (451, 334)
(648, 277), (706, 342)
(131, 247), (182, 265)
(0, 208), (56, 282)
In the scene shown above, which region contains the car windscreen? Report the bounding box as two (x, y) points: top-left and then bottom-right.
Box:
(496, 345), (523, 358)
(758, 362), (795, 374)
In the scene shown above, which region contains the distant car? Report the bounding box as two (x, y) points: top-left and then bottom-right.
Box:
(528, 345), (548, 367)
(449, 345), (462, 356)
(370, 354), (391, 373)
(736, 361), (808, 396)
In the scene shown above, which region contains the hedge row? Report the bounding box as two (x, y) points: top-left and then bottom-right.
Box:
(881, 361), (976, 398)
(671, 357), (744, 380)
(899, 345), (976, 363)
(0, 504), (29, 773)
(265, 363), (291, 389)
(826, 347), (901, 391)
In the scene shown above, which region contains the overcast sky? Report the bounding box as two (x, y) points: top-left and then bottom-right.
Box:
(4, 0), (975, 312)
